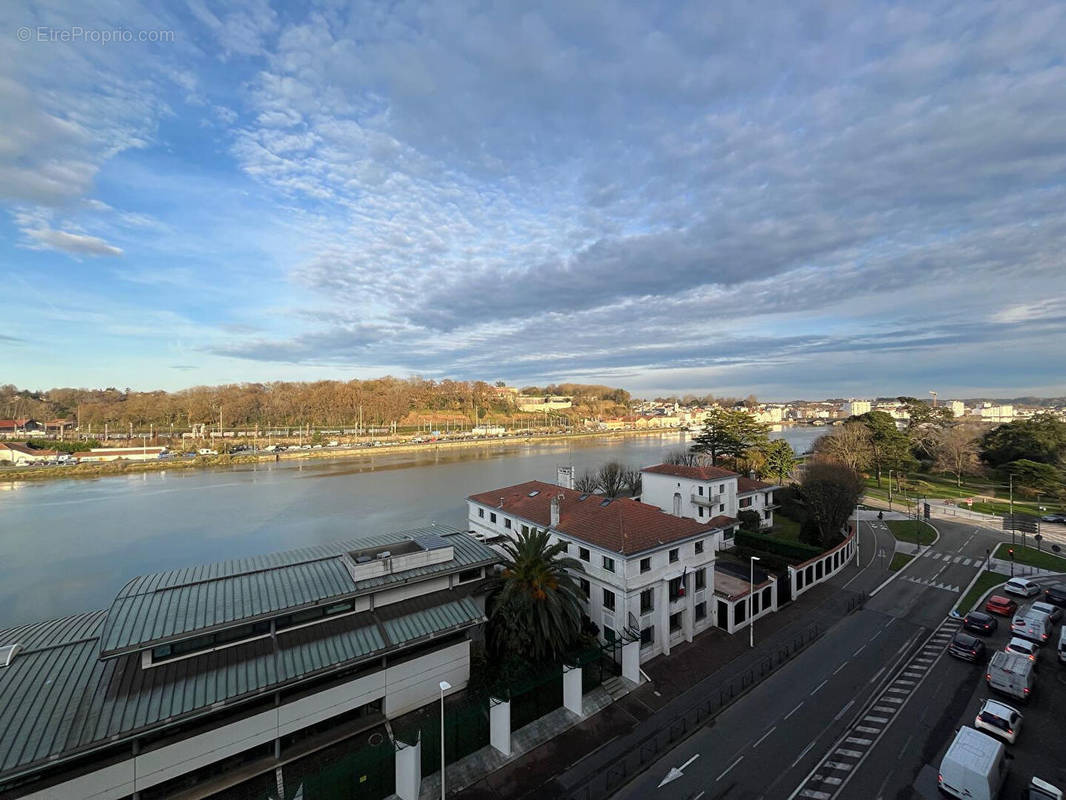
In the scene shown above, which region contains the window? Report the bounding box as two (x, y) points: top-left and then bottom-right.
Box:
(724, 527), (735, 539)
(579, 547), (590, 562)
(640, 588), (654, 614)
(457, 567), (482, 583)
(698, 507), (705, 518)
(739, 497), (752, 508)
(490, 512), (497, 523)
(602, 556), (615, 572)
(152, 619), (272, 662)
(668, 576), (684, 602)
(719, 484), (725, 493)
(695, 602), (707, 621)
(695, 540), (704, 555)
(603, 588), (616, 611)
(641, 626), (655, 647)
(764, 510), (771, 520)
(719, 504), (725, 512)
(604, 628), (616, 643)
(504, 518), (511, 529)
(478, 508), (484, 518)
(735, 601), (747, 625)
(640, 557), (651, 573)
(766, 492), (774, 505)
(557, 540), (569, 552)
(695, 568), (706, 591)
(669, 548), (679, 563)
(698, 486), (704, 495)
(669, 611), (683, 633)
(522, 524), (530, 535)
(579, 578), (590, 598)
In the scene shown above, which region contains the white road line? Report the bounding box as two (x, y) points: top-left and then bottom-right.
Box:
(853, 644), (867, 656)
(717, 755), (743, 781)
(846, 736), (873, 745)
(813, 679), (828, 693)
(868, 666), (886, 684)
(791, 742), (816, 768)
(833, 662), (847, 675)
(753, 726), (776, 748)
(864, 715), (890, 723)
(855, 725), (880, 733)
(833, 699), (856, 721)
(785, 701), (804, 720)
(835, 748), (864, 758)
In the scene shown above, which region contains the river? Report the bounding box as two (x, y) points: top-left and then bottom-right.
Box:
(0, 426), (824, 627)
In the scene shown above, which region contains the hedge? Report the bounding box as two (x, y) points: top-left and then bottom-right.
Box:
(735, 530), (824, 561)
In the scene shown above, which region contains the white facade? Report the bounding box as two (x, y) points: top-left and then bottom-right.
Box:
(843, 399), (871, 416)
(978, 404), (1015, 423)
(949, 400), (966, 418)
(641, 469), (777, 530)
(467, 500), (722, 663)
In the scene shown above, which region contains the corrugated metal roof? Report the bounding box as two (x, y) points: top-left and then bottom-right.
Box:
(97, 526), (498, 656)
(0, 585), (487, 780)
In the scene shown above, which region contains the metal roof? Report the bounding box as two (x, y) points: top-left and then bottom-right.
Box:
(0, 587), (486, 780)
(97, 526), (498, 657)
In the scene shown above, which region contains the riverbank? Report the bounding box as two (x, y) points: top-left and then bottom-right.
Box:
(0, 427), (690, 483)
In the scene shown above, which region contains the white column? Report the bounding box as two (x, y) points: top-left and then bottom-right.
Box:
(563, 665), (583, 715)
(659, 580), (671, 656)
(489, 698), (511, 756)
(622, 639), (642, 684)
(684, 571), (695, 643)
(394, 737), (422, 800)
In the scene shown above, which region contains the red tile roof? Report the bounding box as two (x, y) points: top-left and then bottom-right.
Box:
(737, 476), (776, 493)
(468, 480), (734, 555)
(641, 463), (740, 481)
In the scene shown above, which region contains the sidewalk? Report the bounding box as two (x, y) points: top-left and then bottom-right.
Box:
(453, 577), (867, 800)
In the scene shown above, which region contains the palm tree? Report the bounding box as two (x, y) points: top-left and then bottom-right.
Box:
(486, 528), (586, 664)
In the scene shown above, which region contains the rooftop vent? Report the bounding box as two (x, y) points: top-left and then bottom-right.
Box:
(355, 555), (373, 564)
(376, 551), (392, 560)
(0, 644), (22, 668)
(528, 490), (540, 497)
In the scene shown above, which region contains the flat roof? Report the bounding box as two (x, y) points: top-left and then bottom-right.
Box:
(98, 526), (497, 657)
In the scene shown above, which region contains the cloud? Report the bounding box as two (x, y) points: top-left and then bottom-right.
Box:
(170, 364), (198, 371)
(24, 227), (123, 257)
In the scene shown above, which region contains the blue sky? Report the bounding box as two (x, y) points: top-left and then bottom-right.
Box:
(2, 1), (1065, 400)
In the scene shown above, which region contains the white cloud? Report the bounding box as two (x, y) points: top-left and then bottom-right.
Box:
(24, 227), (123, 257)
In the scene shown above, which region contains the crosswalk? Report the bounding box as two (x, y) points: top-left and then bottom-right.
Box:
(916, 550), (979, 567)
(901, 575), (961, 592)
(789, 617), (963, 800)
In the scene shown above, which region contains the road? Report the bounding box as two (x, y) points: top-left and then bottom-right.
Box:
(610, 516), (1014, 800)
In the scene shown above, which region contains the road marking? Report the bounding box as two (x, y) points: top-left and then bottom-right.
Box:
(717, 755), (743, 781)
(835, 748), (863, 758)
(833, 662), (847, 675)
(870, 630), (882, 641)
(865, 714), (890, 723)
(855, 725), (880, 734)
(799, 791), (830, 799)
(853, 644), (866, 656)
(753, 726), (776, 748)
(824, 761), (853, 771)
(868, 666), (886, 684)
(785, 701), (804, 720)
(791, 742), (816, 768)
(833, 699), (856, 721)
(813, 679), (828, 693)
(846, 737), (873, 745)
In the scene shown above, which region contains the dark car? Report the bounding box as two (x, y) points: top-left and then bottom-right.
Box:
(1044, 583), (1066, 607)
(1040, 513), (1066, 523)
(947, 632), (986, 663)
(963, 611), (998, 636)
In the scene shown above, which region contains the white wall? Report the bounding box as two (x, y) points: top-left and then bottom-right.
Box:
(641, 472), (738, 524)
(383, 640), (470, 717)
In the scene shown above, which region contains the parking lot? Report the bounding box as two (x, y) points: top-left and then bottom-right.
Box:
(927, 587), (1066, 796)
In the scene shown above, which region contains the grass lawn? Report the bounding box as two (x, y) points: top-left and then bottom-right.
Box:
(992, 543), (1066, 572)
(889, 553), (913, 572)
(770, 514), (802, 543)
(885, 519), (935, 546)
(863, 472), (1048, 517)
(955, 571), (1007, 616)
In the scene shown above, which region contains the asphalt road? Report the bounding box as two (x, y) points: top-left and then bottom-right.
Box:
(609, 516), (1016, 800)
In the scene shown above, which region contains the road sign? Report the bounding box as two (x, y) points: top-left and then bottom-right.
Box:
(1002, 514), (1039, 534)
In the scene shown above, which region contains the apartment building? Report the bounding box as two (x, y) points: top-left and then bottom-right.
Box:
(0, 526), (498, 800)
(640, 463), (779, 530)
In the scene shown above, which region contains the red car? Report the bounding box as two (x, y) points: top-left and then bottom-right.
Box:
(985, 595), (1017, 616)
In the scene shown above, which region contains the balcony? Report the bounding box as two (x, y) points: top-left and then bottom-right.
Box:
(690, 492), (722, 507)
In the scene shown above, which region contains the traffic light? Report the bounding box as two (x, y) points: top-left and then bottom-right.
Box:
(1008, 548), (1014, 559)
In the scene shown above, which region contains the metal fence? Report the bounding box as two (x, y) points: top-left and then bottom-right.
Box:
(565, 606), (864, 800)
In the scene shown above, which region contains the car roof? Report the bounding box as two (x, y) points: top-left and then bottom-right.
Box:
(988, 594), (1012, 602)
(967, 610), (991, 619)
(981, 699), (1020, 718)
(1007, 637), (1035, 648)
(954, 631), (979, 644)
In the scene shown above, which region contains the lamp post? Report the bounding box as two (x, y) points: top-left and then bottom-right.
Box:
(749, 556), (760, 648)
(888, 469), (894, 510)
(439, 680), (451, 799)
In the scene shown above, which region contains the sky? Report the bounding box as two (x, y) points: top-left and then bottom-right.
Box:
(2, 1), (1065, 401)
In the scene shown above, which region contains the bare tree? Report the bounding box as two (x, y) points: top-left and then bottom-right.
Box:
(813, 422), (873, 472)
(597, 461), (626, 498)
(663, 448), (707, 467)
(800, 461), (865, 548)
(574, 471), (600, 493)
(932, 424), (982, 487)
(621, 467), (643, 497)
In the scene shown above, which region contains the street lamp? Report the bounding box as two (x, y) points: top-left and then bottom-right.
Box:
(438, 680), (451, 799)
(749, 556), (761, 649)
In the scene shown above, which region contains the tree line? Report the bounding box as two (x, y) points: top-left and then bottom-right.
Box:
(0, 378), (631, 431)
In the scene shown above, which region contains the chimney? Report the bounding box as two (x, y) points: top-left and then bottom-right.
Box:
(749, 470), (756, 480)
(498, 497), (504, 509)
(557, 465), (574, 490)
(550, 495), (561, 527)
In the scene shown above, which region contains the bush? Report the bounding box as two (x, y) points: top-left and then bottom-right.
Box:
(738, 509), (761, 532)
(735, 530), (823, 561)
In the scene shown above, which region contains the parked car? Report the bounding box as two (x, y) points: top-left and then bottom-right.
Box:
(973, 699), (1023, 745)
(1040, 513), (1066, 523)
(948, 632), (987, 663)
(1043, 583), (1066, 607)
(197, 448), (218, 456)
(1005, 637), (1040, 664)
(1030, 601), (1062, 624)
(985, 595), (1018, 616)
(937, 726), (1011, 800)
(986, 650), (1034, 702)
(1011, 609), (1052, 644)
(1026, 777), (1064, 799)
(963, 611), (998, 636)
(1059, 626), (1066, 665)
(1004, 578), (1041, 599)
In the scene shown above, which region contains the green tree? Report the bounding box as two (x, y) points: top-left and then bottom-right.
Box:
(799, 461), (865, 549)
(690, 409), (769, 466)
(737, 509), (762, 533)
(856, 411), (914, 487)
(979, 413), (1066, 468)
(761, 439), (796, 485)
(485, 529), (586, 664)
(1003, 459), (1064, 496)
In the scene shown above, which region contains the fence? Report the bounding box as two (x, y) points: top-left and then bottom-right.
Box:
(566, 599), (865, 800)
(392, 695), (490, 778)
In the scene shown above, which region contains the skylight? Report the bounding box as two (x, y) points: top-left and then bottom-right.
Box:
(0, 644), (23, 667)
(528, 490), (540, 496)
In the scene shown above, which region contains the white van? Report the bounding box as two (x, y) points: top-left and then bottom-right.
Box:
(1058, 626), (1066, 665)
(987, 650), (1035, 702)
(938, 726), (1011, 800)
(1011, 609), (1053, 645)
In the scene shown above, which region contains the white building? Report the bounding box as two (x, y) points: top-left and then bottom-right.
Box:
(948, 400), (966, 418)
(640, 463), (779, 530)
(978, 404), (1015, 423)
(843, 399), (871, 416)
(467, 481), (774, 663)
(0, 442), (59, 465)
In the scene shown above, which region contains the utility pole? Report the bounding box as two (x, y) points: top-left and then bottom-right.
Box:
(1009, 474), (1015, 554)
